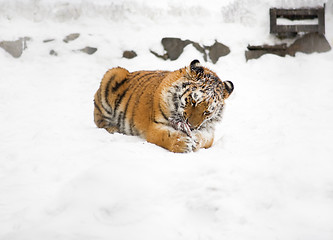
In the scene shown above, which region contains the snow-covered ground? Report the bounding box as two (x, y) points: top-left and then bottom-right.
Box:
(1, 0), (333, 239)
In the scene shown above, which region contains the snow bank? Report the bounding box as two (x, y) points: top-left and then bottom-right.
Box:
(1, 0), (333, 240)
(0, 0), (329, 23)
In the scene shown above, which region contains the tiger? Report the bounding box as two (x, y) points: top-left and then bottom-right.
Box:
(94, 60), (234, 153)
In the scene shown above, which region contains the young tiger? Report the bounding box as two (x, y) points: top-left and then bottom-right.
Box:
(94, 60), (234, 153)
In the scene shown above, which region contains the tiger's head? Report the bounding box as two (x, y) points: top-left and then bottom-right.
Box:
(168, 60), (234, 135)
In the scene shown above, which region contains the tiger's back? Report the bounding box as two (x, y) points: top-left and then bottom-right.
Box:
(94, 67), (170, 137)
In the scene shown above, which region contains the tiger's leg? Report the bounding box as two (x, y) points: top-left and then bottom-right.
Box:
(94, 67), (130, 134)
(94, 104), (119, 133)
(146, 124), (197, 153)
(94, 91), (119, 133)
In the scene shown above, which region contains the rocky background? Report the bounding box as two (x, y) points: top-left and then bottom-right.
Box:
(1, 33), (330, 62)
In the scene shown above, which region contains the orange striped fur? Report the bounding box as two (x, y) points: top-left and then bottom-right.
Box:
(94, 60), (234, 153)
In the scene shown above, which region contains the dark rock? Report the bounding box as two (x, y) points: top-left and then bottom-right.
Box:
(161, 38), (191, 60)
(152, 38), (230, 63)
(150, 49), (169, 60)
(63, 33), (80, 43)
(192, 42), (208, 61)
(207, 41), (230, 64)
(50, 50), (58, 56)
(43, 39), (55, 43)
(22, 37), (30, 49)
(287, 33), (331, 56)
(123, 50), (137, 59)
(0, 37), (30, 58)
(79, 47), (97, 55)
(0, 40), (23, 58)
(245, 50), (270, 61)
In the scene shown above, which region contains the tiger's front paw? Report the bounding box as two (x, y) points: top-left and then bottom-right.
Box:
(169, 132), (197, 153)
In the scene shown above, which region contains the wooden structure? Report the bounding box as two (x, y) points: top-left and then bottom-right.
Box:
(270, 5), (325, 38)
(245, 5), (330, 61)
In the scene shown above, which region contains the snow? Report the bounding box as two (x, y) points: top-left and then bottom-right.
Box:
(277, 18), (319, 25)
(1, 0), (333, 239)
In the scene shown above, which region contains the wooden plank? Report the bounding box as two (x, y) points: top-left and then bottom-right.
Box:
(274, 8), (320, 14)
(273, 8), (322, 20)
(247, 44), (287, 51)
(275, 25), (319, 33)
(275, 8), (319, 15)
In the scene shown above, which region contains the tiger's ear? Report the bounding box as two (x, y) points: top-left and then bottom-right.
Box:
(223, 81), (234, 99)
(190, 59), (204, 75)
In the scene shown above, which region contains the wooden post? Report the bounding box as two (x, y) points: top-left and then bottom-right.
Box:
(270, 8), (277, 34)
(318, 6), (325, 34)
